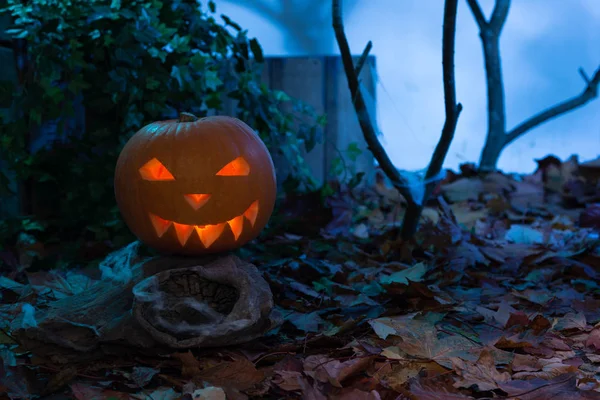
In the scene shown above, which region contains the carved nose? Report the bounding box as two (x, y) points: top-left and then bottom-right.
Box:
(184, 194), (211, 210)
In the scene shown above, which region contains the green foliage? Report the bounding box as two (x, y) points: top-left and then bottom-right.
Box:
(0, 0), (321, 261)
(328, 142), (365, 188)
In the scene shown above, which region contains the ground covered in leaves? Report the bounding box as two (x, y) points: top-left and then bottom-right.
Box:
(1, 155), (600, 399)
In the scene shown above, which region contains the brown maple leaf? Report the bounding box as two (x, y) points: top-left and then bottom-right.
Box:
(451, 348), (510, 391)
(499, 373), (600, 399)
(303, 354), (376, 388)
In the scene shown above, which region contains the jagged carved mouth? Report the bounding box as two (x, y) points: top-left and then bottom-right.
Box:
(149, 200), (259, 248)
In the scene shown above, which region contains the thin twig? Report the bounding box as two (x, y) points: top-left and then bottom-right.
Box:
(504, 66), (600, 147)
(488, 0), (511, 32)
(354, 41), (373, 77)
(425, 0), (463, 180)
(579, 67), (590, 84)
(465, 0), (488, 29)
(253, 351), (296, 366)
(332, 0), (417, 209)
(400, 0), (462, 238)
(466, 0), (510, 32)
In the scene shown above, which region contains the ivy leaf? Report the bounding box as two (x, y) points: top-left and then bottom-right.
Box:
(273, 90), (291, 102)
(87, 6), (114, 23)
(346, 142), (362, 162)
(145, 77), (160, 90)
(0, 80), (16, 107)
(4, 28), (28, 39)
(29, 109), (42, 125)
(221, 15), (241, 31)
(170, 66), (183, 88)
(148, 46), (166, 62)
(249, 38), (263, 62)
(118, 9), (136, 19)
(204, 70), (222, 91)
(348, 172), (365, 188)
(0, 170), (15, 196)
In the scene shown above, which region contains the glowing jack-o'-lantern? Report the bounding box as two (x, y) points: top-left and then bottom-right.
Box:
(114, 113), (277, 255)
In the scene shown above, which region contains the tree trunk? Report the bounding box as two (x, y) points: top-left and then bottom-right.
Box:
(478, 33), (507, 172)
(477, 134), (504, 172)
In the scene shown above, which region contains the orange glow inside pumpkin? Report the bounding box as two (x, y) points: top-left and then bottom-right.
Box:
(184, 193), (211, 210)
(216, 156), (250, 176)
(243, 200), (259, 226)
(195, 223), (226, 248)
(147, 200), (260, 248)
(228, 215), (244, 240)
(139, 158), (175, 181)
(173, 222), (194, 246)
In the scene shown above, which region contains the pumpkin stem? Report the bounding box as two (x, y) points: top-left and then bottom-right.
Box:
(179, 112), (199, 122)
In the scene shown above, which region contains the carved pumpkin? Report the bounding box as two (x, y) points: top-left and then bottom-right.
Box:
(114, 113), (277, 255)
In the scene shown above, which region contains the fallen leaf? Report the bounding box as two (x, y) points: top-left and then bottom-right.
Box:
(304, 355), (375, 387)
(196, 356), (264, 391)
(125, 366), (159, 388)
(451, 349), (510, 391)
(173, 351), (203, 378)
(191, 386), (227, 400)
(498, 373), (599, 399)
(410, 379), (474, 399)
(380, 262), (428, 285)
(505, 224), (544, 244)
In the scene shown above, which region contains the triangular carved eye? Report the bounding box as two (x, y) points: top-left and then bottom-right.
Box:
(139, 158), (175, 181)
(216, 156), (250, 176)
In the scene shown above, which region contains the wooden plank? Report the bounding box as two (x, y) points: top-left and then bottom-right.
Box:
(0, 8), (12, 42)
(261, 57), (327, 185)
(261, 56), (376, 187)
(325, 55), (376, 185)
(0, 43), (20, 218)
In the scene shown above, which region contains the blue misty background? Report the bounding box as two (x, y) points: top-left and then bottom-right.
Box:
(215, 0), (600, 173)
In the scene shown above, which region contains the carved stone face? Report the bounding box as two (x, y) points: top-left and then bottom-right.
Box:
(114, 114), (277, 255)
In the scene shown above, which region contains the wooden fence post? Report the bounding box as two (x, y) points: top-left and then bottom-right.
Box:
(259, 56), (377, 187)
(0, 12), (20, 218)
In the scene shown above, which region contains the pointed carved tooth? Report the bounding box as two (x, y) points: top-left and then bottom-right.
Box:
(173, 222), (194, 246)
(243, 200), (259, 226)
(228, 215), (244, 240)
(195, 223), (226, 248)
(184, 193), (211, 210)
(149, 214), (172, 237)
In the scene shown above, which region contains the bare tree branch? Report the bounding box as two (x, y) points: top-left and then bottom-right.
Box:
(401, 0), (462, 238)
(469, 0), (508, 171)
(332, 0), (417, 209)
(466, 0), (488, 29)
(468, 0), (599, 170)
(334, 0), (461, 239)
(355, 41), (373, 77)
(579, 67), (590, 84)
(489, 0), (511, 32)
(427, 0), (463, 179)
(504, 66), (600, 147)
